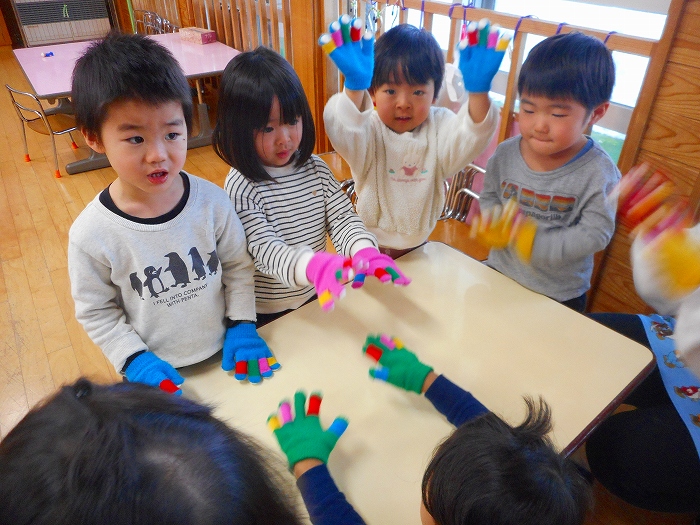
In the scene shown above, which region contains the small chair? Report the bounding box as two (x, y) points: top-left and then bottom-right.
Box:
(440, 164), (485, 222)
(6, 84), (79, 178)
(339, 178), (357, 210)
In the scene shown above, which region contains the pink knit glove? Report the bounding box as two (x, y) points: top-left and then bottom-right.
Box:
(351, 247), (411, 288)
(306, 252), (352, 311)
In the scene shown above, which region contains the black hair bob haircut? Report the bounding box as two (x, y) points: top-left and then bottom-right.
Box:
(371, 24), (445, 99)
(212, 46), (315, 183)
(71, 31), (193, 138)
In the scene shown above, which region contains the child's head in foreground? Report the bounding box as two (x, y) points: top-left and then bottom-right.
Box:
(516, 32), (615, 166)
(71, 33), (193, 188)
(0, 379), (304, 525)
(213, 46), (315, 183)
(370, 24), (445, 134)
(421, 397), (591, 525)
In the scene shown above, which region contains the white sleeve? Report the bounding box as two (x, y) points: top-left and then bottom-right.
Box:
(675, 288), (700, 378)
(323, 91), (376, 184)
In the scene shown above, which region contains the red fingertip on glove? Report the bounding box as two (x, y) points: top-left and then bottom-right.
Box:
(365, 344), (383, 361)
(307, 394), (322, 416)
(159, 379), (180, 394)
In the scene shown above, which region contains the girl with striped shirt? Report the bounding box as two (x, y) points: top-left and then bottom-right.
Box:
(213, 47), (409, 325)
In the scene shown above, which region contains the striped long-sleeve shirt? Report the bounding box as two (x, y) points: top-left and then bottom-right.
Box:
(224, 155), (377, 314)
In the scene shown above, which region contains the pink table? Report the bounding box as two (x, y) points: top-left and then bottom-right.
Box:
(12, 33), (240, 173)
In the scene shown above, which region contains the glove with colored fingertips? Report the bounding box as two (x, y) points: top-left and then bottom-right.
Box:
(638, 228), (700, 299)
(362, 334), (433, 394)
(614, 163), (677, 229)
(268, 390), (349, 468)
(612, 162), (693, 247)
(319, 14), (374, 91)
(124, 351), (184, 396)
(350, 246), (411, 288)
(457, 18), (508, 93)
(306, 252), (353, 311)
(222, 322), (280, 384)
(470, 199), (537, 263)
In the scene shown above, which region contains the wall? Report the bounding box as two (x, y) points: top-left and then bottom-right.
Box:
(589, 0), (700, 313)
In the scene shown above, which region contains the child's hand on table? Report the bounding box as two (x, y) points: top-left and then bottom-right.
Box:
(362, 334), (434, 394)
(124, 351), (184, 395)
(457, 18), (509, 93)
(470, 199), (537, 263)
(306, 252), (353, 311)
(268, 390), (349, 474)
(318, 14), (374, 91)
(222, 322), (280, 384)
(351, 246), (411, 288)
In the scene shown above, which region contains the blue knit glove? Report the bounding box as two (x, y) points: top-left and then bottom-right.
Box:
(222, 322), (280, 384)
(362, 334), (433, 394)
(268, 390), (349, 468)
(457, 18), (508, 93)
(319, 14), (374, 91)
(124, 351), (184, 396)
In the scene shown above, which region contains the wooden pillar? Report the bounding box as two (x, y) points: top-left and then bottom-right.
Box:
(289, 0), (338, 153)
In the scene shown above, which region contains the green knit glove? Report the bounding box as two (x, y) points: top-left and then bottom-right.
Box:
(362, 334), (433, 394)
(267, 390), (349, 468)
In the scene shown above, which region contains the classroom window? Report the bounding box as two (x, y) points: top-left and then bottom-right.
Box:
(383, 0), (668, 162)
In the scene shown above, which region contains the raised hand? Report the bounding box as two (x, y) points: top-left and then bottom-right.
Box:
(613, 163), (690, 241)
(318, 14), (374, 91)
(636, 227), (700, 299)
(124, 351), (184, 395)
(306, 252), (353, 311)
(351, 246), (411, 288)
(470, 199), (537, 262)
(222, 322), (280, 384)
(457, 18), (509, 93)
(362, 334), (433, 394)
(268, 390), (349, 468)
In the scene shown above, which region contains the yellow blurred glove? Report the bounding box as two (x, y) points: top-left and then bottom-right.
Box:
(655, 229), (700, 298)
(470, 199), (537, 263)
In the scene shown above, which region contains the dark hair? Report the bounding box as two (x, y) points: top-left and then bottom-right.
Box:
(71, 32), (193, 138)
(0, 379), (304, 525)
(371, 24), (444, 99)
(518, 32), (615, 111)
(212, 46), (315, 183)
(422, 397), (592, 525)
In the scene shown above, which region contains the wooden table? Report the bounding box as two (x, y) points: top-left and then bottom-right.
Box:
(12, 33), (239, 173)
(180, 242), (653, 525)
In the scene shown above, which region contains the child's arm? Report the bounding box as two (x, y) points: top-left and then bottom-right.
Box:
(319, 15), (374, 112)
(317, 159), (410, 287)
(457, 19), (507, 124)
(214, 193), (282, 383)
(268, 391), (366, 525)
(362, 334), (490, 427)
(68, 240), (183, 394)
(321, 17), (377, 180)
(225, 171), (352, 311)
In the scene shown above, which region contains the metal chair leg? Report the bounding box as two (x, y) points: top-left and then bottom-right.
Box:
(49, 134), (61, 178)
(20, 124), (30, 162)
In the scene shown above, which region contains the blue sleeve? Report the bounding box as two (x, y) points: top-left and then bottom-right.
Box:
(296, 464), (367, 525)
(424, 374), (490, 427)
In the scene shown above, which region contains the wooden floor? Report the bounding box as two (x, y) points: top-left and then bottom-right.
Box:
(0, 44), (694, 525)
